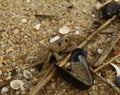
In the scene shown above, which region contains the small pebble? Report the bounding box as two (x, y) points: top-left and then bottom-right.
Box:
(30, 68), (36, 72)
(59, 26), (70, 34)
(91, 14), (95, 18)
(13, 29), (19, 34)
(1, 87), (9, 94)
(82, 9), (86, 13)
(21, 18), (27, 23)
(49, 36), (60, 43)
(27, 0), (31, 3)
(97, 48), (103, 54)
(16, 91), (20, 95)
(34, 23), (41, 30)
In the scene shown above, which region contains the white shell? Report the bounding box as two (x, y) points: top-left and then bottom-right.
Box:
(10, 80), (24, 90)
(110, 63), (120, 76)
(97, 48), (103, 54)
(49, 36), (60, 43)
(34, 23), (41, 30)
(23, 70), (32, 79)
(21, 18), (27, 23)
(59, 26), (70, 34)
(1, 87), (9, 94)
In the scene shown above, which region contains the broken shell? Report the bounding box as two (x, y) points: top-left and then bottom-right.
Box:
(54, 48), (93, 89)
(23, 70), (32, 79)
(110, 63), (120, 87)
(59, 26), (70, 34)
(1, 87), (9, 94)
(10, 80), (24, 90)
(97, 48), (103, 54)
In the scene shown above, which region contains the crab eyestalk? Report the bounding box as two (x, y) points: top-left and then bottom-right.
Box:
(110, 63), (120, 87)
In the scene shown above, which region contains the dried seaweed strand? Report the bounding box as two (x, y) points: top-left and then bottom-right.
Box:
(90, 68), (120, 94)
(94, 34), (120, 66)
(94, 53), (120, 72)
(29, 16), (116, 95)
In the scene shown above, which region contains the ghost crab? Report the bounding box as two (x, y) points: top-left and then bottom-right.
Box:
(31, 37), (77, 71)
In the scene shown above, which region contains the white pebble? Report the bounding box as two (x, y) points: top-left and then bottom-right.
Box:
(21, 18), (27, 23)
(59, 26), (70, 34)
(27, 0), (31, 3)
(13, 29), (19, 34)
(34, 23), (41, 30)
(49, 36), (60, 43)
(1, 87), (9, 94)
(97, 48), (103, 54)
(0, 70), (2, 75)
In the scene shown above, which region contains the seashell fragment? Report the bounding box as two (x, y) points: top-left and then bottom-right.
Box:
(59, 26), (70, 34)
(110, 63), (120, 87)
(23, 70), (32, 79)
(1, 87), (9, 94)
(10, 80), (24, 90)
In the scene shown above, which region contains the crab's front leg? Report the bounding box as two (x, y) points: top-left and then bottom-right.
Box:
(53, 52), (63, 61)
(64, 41), (77, 52)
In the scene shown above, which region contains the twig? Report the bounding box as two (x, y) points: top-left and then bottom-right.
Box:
(94, 53), (120, 72)
(78, 15), (116, 48)
(29, 56), (70, 95)
(94, 34), (120, 66)
(90, 68), (120, 94)
(29, 14), (116, 95)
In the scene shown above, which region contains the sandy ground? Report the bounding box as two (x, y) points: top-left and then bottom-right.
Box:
(0, 0), (120, 95)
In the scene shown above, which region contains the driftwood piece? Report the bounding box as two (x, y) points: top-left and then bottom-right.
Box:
(94, 53), (120, 72)
(29, 15), (116, 95)
(90, 68), (120, 94)
(94, 33), (120, 66)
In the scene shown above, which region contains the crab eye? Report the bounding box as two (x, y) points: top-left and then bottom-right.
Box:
(58, 42), (61, 46)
